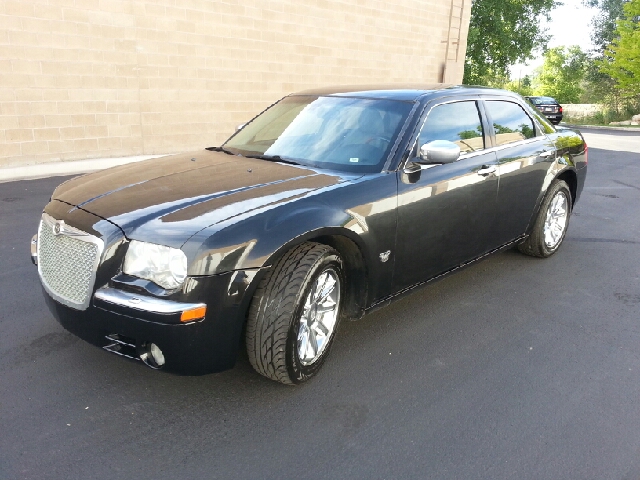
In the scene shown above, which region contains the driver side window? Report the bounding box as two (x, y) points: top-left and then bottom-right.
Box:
(419, 101), (485, 154)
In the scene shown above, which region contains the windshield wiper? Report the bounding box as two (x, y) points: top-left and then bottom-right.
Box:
(206, 146), (238, 155)
(244, 154), (300, 165)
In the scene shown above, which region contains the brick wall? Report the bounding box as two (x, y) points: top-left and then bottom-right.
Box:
(0, 0), (470, 168)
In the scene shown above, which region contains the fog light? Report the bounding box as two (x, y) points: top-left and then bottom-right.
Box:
(150, 343), (165, 366)
(140, 342), (165, 369)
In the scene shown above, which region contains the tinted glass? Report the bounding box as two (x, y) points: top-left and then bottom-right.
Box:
(485, 101), (536, 146)
(523, 99), (555, 134)
(419, 101), (484, 153)
(224, 95), (414, 173)
(529, 96), (557, 105)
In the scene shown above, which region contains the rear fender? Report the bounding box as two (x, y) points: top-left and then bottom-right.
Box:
(526, 164), (578, 236)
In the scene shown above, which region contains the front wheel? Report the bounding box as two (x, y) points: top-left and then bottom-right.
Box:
(246, 242), (343, 385)
(518, 180), (572, 258)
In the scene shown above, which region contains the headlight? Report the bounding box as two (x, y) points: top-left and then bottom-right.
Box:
(123, 240), (188, 290)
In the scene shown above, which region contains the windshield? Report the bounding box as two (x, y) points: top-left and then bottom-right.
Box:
(223, 95), (414, 173)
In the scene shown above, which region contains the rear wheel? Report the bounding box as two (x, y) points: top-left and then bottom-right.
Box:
(518, 180), (572, 258)
(246, 242), (343, 385)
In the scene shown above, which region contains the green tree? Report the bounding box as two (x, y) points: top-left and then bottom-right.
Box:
(580, 0), (629, 105)
(534, 46), (588, 103)
(583, 0), (630, 52)
(504, 75), (534, 96)
(582, 57), (619, 104)
(463, 0), (557, 85)
(599, 0), (640, 98)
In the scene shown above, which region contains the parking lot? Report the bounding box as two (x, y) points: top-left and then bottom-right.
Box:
(1, 128), (639, 479)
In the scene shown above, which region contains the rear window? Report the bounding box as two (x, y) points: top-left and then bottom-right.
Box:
(530, 97), (557, 105)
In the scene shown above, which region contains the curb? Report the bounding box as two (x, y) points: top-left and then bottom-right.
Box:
(0, 154), (169, 183)
(562, 123), (640, 133)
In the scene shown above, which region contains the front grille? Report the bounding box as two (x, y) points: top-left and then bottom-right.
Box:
(38, 213), (104, 310)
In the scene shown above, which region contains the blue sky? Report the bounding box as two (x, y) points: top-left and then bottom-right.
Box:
(510, 0), (599, 78)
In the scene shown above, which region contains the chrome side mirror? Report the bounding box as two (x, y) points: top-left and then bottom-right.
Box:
(418, 140), (460, 164)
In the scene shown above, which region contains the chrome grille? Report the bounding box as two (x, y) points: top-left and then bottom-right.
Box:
(38, 213), (104, 310)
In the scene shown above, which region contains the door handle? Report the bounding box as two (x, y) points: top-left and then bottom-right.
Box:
(540, 150), (555, 158)
(477, 165), (496, 176)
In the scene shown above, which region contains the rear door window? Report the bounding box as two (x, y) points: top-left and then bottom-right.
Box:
(485, 101), (536, 146)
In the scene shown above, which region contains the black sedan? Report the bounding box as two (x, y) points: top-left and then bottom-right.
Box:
(32, 85), (587, 385)
(526, 96), (564, 124)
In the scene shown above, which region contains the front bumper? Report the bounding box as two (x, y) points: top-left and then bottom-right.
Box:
(94, 287), (206, 324)
(42, 269), (259, 375)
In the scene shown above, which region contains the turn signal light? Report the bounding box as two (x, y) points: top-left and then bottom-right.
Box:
(180, 306), (207, 323)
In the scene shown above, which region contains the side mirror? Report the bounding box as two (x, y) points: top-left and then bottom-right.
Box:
(417, 140), (460, 164)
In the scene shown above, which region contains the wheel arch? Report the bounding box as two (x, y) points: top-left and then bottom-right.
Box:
(260, 227), (370, 321)
(525, 166), (577, 238)
(555, 168), (578, 208)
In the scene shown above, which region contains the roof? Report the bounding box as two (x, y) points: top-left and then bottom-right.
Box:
(289, 84), (518, 102)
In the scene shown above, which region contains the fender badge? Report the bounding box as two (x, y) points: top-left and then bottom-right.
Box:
(52, 220), (65, 236)
(379, 250), (391, 263)
(129, 297), (141, 304)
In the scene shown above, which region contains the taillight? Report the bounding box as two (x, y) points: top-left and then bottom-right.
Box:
(559, 106), (563, 113)
(585, 143), (588, 164)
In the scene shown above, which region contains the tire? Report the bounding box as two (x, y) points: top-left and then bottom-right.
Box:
(246, 242), (344, 385)
(518, 180), (572, 258)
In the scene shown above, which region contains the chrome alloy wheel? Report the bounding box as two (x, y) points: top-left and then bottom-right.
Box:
(543, 191), (569, 248)
(297, 268), (341, 366)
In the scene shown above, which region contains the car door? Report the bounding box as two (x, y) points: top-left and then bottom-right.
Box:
(393, 99), (499, 291)
(482, 99), (557, 247)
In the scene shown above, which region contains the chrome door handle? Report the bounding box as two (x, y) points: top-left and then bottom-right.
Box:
(477, 165), (496, 176)
(540, 150), (555, 158)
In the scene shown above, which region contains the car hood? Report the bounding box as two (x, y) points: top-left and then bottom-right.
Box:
(52, 150), (356, 247)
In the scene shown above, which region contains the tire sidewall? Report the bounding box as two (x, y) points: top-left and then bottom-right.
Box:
(538, 181), (572, 256)
(285, 251), (344, 384)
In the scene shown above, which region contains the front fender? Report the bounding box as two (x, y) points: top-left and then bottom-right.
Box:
(181, 173), (399, 305)
(182, 203), (372, 276)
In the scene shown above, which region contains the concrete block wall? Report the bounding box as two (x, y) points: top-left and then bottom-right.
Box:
(561, 104), (603, 119)
(0, 0), (470, 168)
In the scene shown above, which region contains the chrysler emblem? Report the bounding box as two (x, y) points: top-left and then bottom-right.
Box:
(52, 220), (65, 236)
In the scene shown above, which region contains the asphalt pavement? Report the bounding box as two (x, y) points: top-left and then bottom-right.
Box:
(1, 132), (639, 479)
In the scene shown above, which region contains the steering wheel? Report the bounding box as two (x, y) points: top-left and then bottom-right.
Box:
(365, 136), (392, 148)
(457, 139), (474, 153)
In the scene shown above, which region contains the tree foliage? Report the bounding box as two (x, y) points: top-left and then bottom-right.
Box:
(599, 0), (640, 98)
(504, 76), (534, 96)
(463, 0), (557, 85)
(582, 58), (619, 104)
(583, 0), (630, 52)
(533, 46), (588, 103)
(581, 0), (631, 105)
